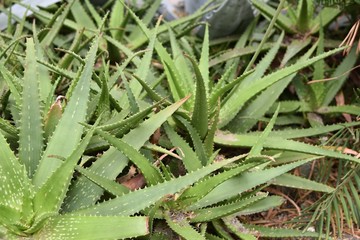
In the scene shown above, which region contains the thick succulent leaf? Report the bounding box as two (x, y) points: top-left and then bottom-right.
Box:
(94, 128), (163, 185)
(0, 64), (22, 109)
(222, 216), (258, 240)
(72, 156), (243, 216)
(322, 46), (358, 106)
(122, 2), (191, 109)
(187, 55), (209, 139)
(70, 0), (96, 30)
(168, 29), (194, 104)
(246, 121), (360, 139)
(199, 25), (209, 93)
(237, 196), (285, 215)
(165, 212), (205, 240)
(62, 97), (189, 212)
(126, 1), (221, 49)
(209, 43), (273, 67)
(311, 24), (325, 107)
(75, 166), (129, 196)
(0, 118), (18, 140)
(18, 38), (43, 178)
(33, 32), (99, 188)
(36, 215), (149, 239)
(117, 10), (159, 109)
(32, 26), (52, 104)
(187, 158), (317, 210)
(244, 224), (323, 238)
(190, 194), (267, 222)
(219, 47), (345, 127)
(97, 100), (162, 132)
(208, 70), (254, 110)
(0, 131), (32, 226)
(176, 116), (208, 166)
(179, 159), (262, 206)
(128, 0), (162, 41)
(109, 0), (124, 40)
(215, 131), (360, 164)
(247, 105), (279, 158)
(272, 173), (334, 193)
(41, 0), (74, 47)
(311, 7), (341, 34)
(33, 122), (97, 216)
(251, 0), (295, 33)
(164, 123), (203, 172)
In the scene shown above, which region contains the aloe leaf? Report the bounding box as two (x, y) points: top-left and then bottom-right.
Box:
(62, 96), (189, 212)
(199, 24), (209, 93)
(0, 118), (18, 140)
(33, 32), (99, 188)
(190, 194), (267, 223)
(311, 7), (340, 34)
(209, 43), (273, 67)
(176, 116), (208, 166)
(311, 22), (325, 107)
(33, 121), (97, 216)
(243, 224), (323, 238)
(297, 0), (310, 32)
(219, 47), (345, 127)
(109, 0), (124, 41)
(209, 68), (254, 113)
(93, 128), (163, 185)
(0, 64), (22, 106)
(248, 105), (279, 158)
(120, 2), (190, 109)
(58, 29), (85, 70)
(18, 38), (43, 178)
(72, 156), (242, 216)
(238, 195), (285, 215)
(36, 215), (149, 239)
(165, 212), (206, 240)
(75, 166), (129, 196)
(168, 29), (193, 101)
(317, 105), (360, 115)
(322, 46), (358, 106)
(41, 0), (74, 48)
(188, 158), (317, 210)
(222, 216), (257, 240)
(97, 100), (162, 132)
(122, 73), (140, 114)
(128, 0), (162, 41)
(32, 33), (52, 112)
(273, 173), (334, 193)
(280, 38), (312, 67)
(251, 0), (295, 33)
(117, 11), (159, 109)
(126, 2), (220, 49)
(246, 121), (360, 139)
(221, 32), (284, 127)
(96, 74), (111, 117)
(164, 123), (203, 172)
(204, 103), (219, 160)
(70, 0), (96, 30)
(131, 74), (169, 103)
(180, 159), (261, 206)
(187, 55), (208, 139)
(84, 0), (102, 27)
(0, 131), (32, 226)
(228, 38), (317, 133)
(215, 131), (360, 163)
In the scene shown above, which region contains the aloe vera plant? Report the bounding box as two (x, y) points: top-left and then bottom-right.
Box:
(0, 0), (359, 239)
